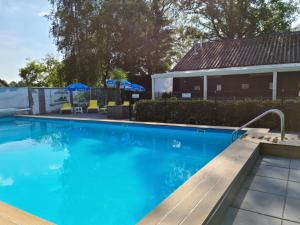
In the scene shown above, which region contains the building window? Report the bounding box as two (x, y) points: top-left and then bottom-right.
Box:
(216, 84), (222, 91)
(241, 83), (250, 89)
(194, 85), (201, 91)
(269, 82), (273, 90)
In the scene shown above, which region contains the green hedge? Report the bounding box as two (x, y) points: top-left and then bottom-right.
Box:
(135, 100), (300, 131)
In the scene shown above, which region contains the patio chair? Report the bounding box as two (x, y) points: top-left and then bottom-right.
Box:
(100, 101), (116, 111)
(60, 103), (73, 113)
(122, 101), (130, 106)
(87, 100), (99, 112)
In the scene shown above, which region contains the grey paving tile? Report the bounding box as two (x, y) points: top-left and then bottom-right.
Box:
(252, 164), (289, 180)
(243, 175), (287, 196)
(284, 198), (300, 223)
(291, 159), (300, 170)
(258, 155), (290, 168)
(222, 208), (281, 225)
(282, 220), (300, 225)
(232, 189), (285, 218)
(289, 169), (300, 183)
(287, 181), (300, 199)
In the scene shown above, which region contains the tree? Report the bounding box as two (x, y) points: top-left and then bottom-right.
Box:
(9, 81), (17, 87)
(49, 0), (103, 85)
(18, 57), (65, 87)
(109, 68), (128, 105)
(48, 0), (299, 84)
(19, 60), (47, 87)
(48, 0), (177, 84)
(9, 81), (26, 87)
(0, 78), (9, 87)
(172, 15), (204, 63)
(181, 0), (298, 40)
(143, 0), (177, 75)
(44, 55), (65, 87)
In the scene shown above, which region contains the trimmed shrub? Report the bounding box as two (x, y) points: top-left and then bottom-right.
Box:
(135, 100), (300, 131)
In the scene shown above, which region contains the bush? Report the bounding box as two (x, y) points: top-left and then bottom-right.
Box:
(135, 100), (300, 131)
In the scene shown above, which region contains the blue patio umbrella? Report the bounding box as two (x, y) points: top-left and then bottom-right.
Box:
(123, 82), (133, 91)
(106, 79), (116, 88)
(121, 80), (132, 86)
(106, 79), (145, 92)
(65, 82), (90, 91)
(106, 79), (132, 88)
(129, 84), (145, 92)
(65, 82), (91, 101)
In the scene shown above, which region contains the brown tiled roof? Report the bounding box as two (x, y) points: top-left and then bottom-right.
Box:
(172, 32), (300, 71)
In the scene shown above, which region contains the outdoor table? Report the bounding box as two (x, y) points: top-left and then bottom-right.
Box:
(74, 106), (83, 114)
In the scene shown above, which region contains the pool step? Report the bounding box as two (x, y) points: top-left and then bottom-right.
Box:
(0, 202), (54, 225)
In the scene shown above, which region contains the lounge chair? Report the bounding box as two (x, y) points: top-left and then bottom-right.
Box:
(60, 103), (73, 113)
(87, 100), (99, 112)
(100, 101), (116, 111)
(107, 101), (116, 107)
(122, 101), (130, 106)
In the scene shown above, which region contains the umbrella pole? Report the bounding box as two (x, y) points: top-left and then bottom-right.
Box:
(70, 91), (73, 106)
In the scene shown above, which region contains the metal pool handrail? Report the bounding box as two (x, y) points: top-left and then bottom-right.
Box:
(231, 109), (285, 142)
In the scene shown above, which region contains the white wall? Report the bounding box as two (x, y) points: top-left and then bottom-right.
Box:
(0, 87), (72, 114)
(31, 89), (40, 115)
(0, 88), (29, 109)
(154, 78), (173, 93)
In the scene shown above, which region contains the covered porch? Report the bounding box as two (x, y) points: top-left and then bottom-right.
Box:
(152, 63), (300, 100)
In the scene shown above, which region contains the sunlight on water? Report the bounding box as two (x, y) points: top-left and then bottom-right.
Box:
(0, 117), (232, 225)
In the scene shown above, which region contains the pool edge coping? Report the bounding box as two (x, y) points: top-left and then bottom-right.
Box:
(0, 201), (54, 225)
(16, 115), (270, 133)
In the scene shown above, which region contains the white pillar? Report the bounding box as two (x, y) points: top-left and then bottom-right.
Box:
(272, 72), (277, 100)
(151, 77), (155, 100)
(203, 75), (208, 100)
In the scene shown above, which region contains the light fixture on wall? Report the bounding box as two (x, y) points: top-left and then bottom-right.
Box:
(241, 83), (250, 89)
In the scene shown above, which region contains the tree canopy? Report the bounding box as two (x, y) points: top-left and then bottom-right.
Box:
(10, 0), (297, 88)
(49, 0), (179, 86)
(19, 60), (47, 87)
(109, 68), (128, 81)
(180, 0), (298, 40)
(18, 56), (64, 87)
(0, 79), (9, 87)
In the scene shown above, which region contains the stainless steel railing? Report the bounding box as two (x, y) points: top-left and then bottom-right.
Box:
(231, 109), (285, 142)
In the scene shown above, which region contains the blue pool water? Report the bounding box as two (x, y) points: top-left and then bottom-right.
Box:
(0, 117), (234, 225)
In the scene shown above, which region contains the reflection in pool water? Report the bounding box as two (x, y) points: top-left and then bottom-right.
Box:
(0, 117), (233, 225)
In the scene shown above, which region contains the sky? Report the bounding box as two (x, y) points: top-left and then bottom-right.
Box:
(0, 0), (59, 82)
(0, 1), (300, 83)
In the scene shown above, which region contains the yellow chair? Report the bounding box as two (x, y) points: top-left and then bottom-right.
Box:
(87, 100), (99, 112)
(122, 101), (130, 106)
(107, 101), (116, 107)
(60, 103), (73, 113)
(100, 101), (116, 111)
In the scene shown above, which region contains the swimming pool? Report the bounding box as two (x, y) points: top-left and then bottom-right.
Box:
(0, 117), (234, 225)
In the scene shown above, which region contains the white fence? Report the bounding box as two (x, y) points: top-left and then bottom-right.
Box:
(0, 88), (29, 109)
(0, 87), (112, 115)
(31, 88), (71, 115)
(0, 87), (72, 115)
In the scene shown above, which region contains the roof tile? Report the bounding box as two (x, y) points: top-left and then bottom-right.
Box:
(172, 32), (300, 71)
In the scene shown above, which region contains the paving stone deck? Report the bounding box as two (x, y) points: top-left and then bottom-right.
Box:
(222, 155), (300, 225)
